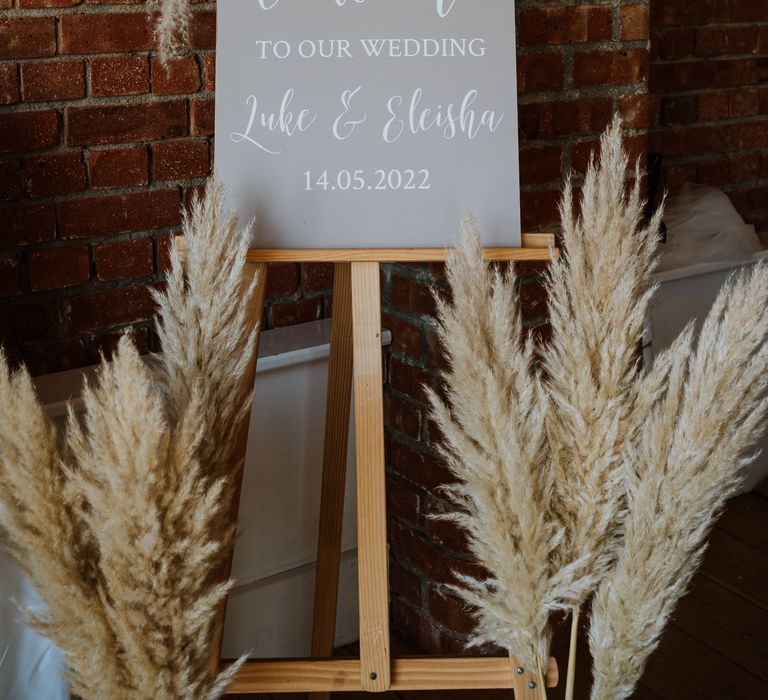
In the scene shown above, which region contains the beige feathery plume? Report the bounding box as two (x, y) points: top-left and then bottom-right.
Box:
(152, 0), (191, 63)
(66, 336), (239, 698)
(589, 264), (768, 700)
(0, 175), (255, 699)
(0, 354), (130, 699)
(153, 175), (258, 519)
(427, 218), (572, 677)
(544, 116), (662, 611)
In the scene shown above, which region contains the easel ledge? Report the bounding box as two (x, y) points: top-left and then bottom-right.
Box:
(241, 232), (556, 262)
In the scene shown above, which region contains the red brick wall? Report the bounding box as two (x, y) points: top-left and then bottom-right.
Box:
(0, 1), (334, 375)
(384, 0), (651, 654)
(649, 1), (768, 231)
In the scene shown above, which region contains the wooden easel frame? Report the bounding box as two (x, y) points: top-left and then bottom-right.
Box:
(211, 235), (559, 697)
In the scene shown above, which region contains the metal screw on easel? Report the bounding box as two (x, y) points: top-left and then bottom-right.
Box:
(528, 680), (537, 689)
(369, 672), (378, 681)
(516, 667), (524, 675)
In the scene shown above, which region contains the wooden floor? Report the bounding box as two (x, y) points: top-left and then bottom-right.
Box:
(228, 491), (768, 699)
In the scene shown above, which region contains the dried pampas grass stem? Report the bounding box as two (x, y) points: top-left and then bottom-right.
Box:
(0, 175), (255, 699)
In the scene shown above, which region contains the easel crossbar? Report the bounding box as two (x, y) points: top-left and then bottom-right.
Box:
(224, 656), (559, 693)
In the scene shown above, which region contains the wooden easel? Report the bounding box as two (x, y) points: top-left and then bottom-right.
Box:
(210, 237), (559, 698)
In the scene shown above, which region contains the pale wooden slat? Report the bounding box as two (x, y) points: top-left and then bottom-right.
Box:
(351, 261), (392, 692)
(225, 656), (558, 694)
(509, 654), (550, 700)
(244, 243), (554, 264)
(309, 263), (355, 700)
(208, 261), (268, 676)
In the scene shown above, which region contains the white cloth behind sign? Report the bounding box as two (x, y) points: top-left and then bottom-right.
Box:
(0, 544), (69, 700)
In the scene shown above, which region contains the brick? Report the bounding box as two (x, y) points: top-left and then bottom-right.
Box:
(28, 245), (90, 292)
(698, 91), (729, 121)
(23, 152), (87, 198)
(189, 11), (216, 50)
(0, 203), (56, 247)
(518, 6), (612, 45)
(516, 52), (564, 94)
(67, 284), (157, 333)
(265, 263), (298, 298)
(0, 63), (19, 104)
(0, 258), (20, 298)
(89, 56), (149, 97)
(153, 140), (210, 180)
(22, 60), (84, 102)
(300, 263), (333, 294)
(651, 0), (715, 27)
(389, 558), (423, 608)
(728, 152), (760, 183)
(0, 298), (57, 344)
(519, 97), (613, 140)
(729, 89), (759, 118)
(67, 101), (187, 146)
(381, 311), (422, 359)
(649, 61), (713, 93)
(190, 98), (214, 136)
(653, 28), (695, 61)
(391, 439), (454, 491)
(661, 95), (698, 125)
(0, 158), (21, 201)
(621, 4), (649, 41)
(95, 238), (154, 281)
(390, 598), (437, 654)
(390, 275), (436, 317)
(389, 356), (440, 403)
(0, 110), (58, 153)
(384, 391), (421, 440)
(389, 519), (487, 586)
(696, 26), (759, 57)
(58, 189), (181, 239)
(386, 476), (420, 524)
(16, 337), (91, 379)
(520, 278), (549, 321)
(427, 589), (475, 635)
(0, 18), (56, 59)
(151, 57), (201, 95)
(698, 157), (729, 186)
(88, 147), (149, 189)
(519, 146), (563, 185)
(270, 297), (323, 327)
(59, 12), (153, 55)
(574, 49), (649, 87)
(520, 189), (561, 231)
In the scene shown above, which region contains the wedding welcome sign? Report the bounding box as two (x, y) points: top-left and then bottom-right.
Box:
(215, 0), (521, 248)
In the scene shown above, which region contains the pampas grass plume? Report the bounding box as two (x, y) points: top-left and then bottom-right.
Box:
(589, 263), (768, 700)
(0, 174), (255, 699)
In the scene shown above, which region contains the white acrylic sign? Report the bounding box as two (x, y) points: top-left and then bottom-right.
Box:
(215, 0), (521, 248)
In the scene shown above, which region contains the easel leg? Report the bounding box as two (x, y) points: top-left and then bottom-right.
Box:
(351, 262), (391, 692)
(309, 263), (354, 700)
(208, 260), (268, 677)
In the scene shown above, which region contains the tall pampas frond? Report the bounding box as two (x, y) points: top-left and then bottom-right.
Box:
(589, 263), (768, 700)
(66, 337), (238, 698)
(154, 176), (258, 515)
(152, 0), (191, 63)
(543, 116), (662, 613)
(427, 217), (565, 676)
(0, 176), (255, 699)
(0, 354), (129, 699)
